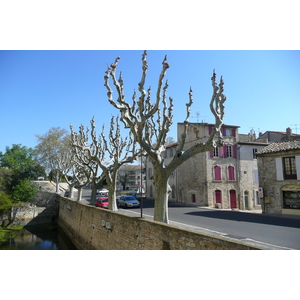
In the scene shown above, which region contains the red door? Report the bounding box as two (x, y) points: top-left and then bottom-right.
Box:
(230, 190), (237, 208)
(215, 190), (222, 204)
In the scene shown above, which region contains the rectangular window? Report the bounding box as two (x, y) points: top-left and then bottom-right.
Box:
(227, 145), (232, 158)
(191, 194), (196, 203)
(283, 157), (297, 179)
(253, 148), (258, 159)
(226, 129), (231, 136)
(255, 191), (261, 205)
(213, 147), (219, 157)
(253, 170), (259, 184)
(283, 190), (300, 209)
(170, 148), (173, 157)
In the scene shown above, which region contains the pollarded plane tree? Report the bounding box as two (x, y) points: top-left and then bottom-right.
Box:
(60, 150), (92, 201)
(70, 124), (106, 205)
(105, 50), (226, 224)
(35, 127), (72, 193)
(70, 116), (140, 211)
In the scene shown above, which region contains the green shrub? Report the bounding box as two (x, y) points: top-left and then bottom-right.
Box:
(12, 179), (38, 203)
(0, 191), (12, 210)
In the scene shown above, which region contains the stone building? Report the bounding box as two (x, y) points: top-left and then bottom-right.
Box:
(116, 164), (145, 192)
(145, 122), (269, 210)
(256, 140), (300, 215)
(256, 127), (300, 143)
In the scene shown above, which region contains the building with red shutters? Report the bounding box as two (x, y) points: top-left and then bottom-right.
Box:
(145, 122), (269, 210)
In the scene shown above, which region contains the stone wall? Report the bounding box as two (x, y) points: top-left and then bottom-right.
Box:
(58, 197), (259, 250)
(0, 191), (60, 228)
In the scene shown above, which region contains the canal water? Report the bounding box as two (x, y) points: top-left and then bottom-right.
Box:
(0, 225), (77, 250)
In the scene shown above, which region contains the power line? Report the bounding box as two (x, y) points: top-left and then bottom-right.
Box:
(291, 124), (300, 134)
(191, 111), (206, 123)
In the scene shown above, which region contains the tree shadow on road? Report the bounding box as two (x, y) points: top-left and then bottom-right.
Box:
(184, 209), (300, 229)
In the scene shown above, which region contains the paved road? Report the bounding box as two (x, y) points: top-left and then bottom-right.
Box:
(79, 189), (300, 250)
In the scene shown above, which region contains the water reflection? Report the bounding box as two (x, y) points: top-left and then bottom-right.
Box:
(0, 225), (77, 250)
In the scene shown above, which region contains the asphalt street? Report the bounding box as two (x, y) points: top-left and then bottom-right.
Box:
(79, 189), (300, 250)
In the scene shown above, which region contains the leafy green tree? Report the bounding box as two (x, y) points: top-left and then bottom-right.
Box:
(0, 191), (12, 210)
(0, 144), (45, 187)
(0, 167), (14, 193)
(12, 179), (39, 202)
(0, 144), (35, 184)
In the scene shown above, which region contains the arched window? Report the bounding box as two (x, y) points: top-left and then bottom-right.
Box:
(228, 166), (235, 180)
(214, 165), (221, 180)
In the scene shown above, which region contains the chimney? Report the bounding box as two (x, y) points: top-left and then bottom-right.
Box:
(286, 127), (292, 141)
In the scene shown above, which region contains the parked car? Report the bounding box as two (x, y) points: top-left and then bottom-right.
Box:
(97, 189), (109, 196)
(95, 197), (109, 209)
(118, 196), (140, 208)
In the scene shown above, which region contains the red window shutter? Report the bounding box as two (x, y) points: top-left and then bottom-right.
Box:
(210, 151), (214, 158)
(222, 127), (226, 136)
(209, 126), (213, 135)
(219, 146), (224, 158)
(233, 144), (238, 158)
(232, 128), (236, 137)
(214, 166), (221, 180)
(228, 166), (235, 180)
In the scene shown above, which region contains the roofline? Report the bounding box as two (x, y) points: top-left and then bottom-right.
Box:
(177, 122), (240, 128)
(238, 142), (269, 146)
(166, 142), (178, 148)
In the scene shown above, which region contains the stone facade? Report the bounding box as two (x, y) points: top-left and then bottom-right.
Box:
(58, 197), (259, 250)
(0, 181), (61, 228)
(145, 122), (268, 210)
(257, 140), (300, 215)
(116, 164), (145, 192)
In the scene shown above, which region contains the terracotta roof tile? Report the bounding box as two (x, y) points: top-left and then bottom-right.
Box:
(256, 140), (300, 154)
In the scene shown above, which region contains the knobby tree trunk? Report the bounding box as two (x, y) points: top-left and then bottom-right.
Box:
(152, 167), (171, 223)
(107, 169), (118, 211)
(69, 185), (75, 198)
(77, 187), (83, 201)
(90, 178), (97, 206)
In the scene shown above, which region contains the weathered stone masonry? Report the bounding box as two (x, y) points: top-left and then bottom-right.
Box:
(58, 197), (259, 250)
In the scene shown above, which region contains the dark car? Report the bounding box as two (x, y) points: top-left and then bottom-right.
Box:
(118, 196), (140, 208)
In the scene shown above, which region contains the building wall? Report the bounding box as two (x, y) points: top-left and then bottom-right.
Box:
(177, 123), (242, 208)
(145, 122), (267, 210)
(257, 151), (300, 214)
(238, 144), (266, 210)
(116, 164), (145, 192)
(177, 152), (208, 205)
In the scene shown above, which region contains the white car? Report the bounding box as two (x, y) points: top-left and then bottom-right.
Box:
(118, 196), (140, 208)
(97, 189), (109, 196)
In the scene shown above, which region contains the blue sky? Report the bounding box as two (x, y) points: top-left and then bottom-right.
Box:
(0, 50), (299, 153)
